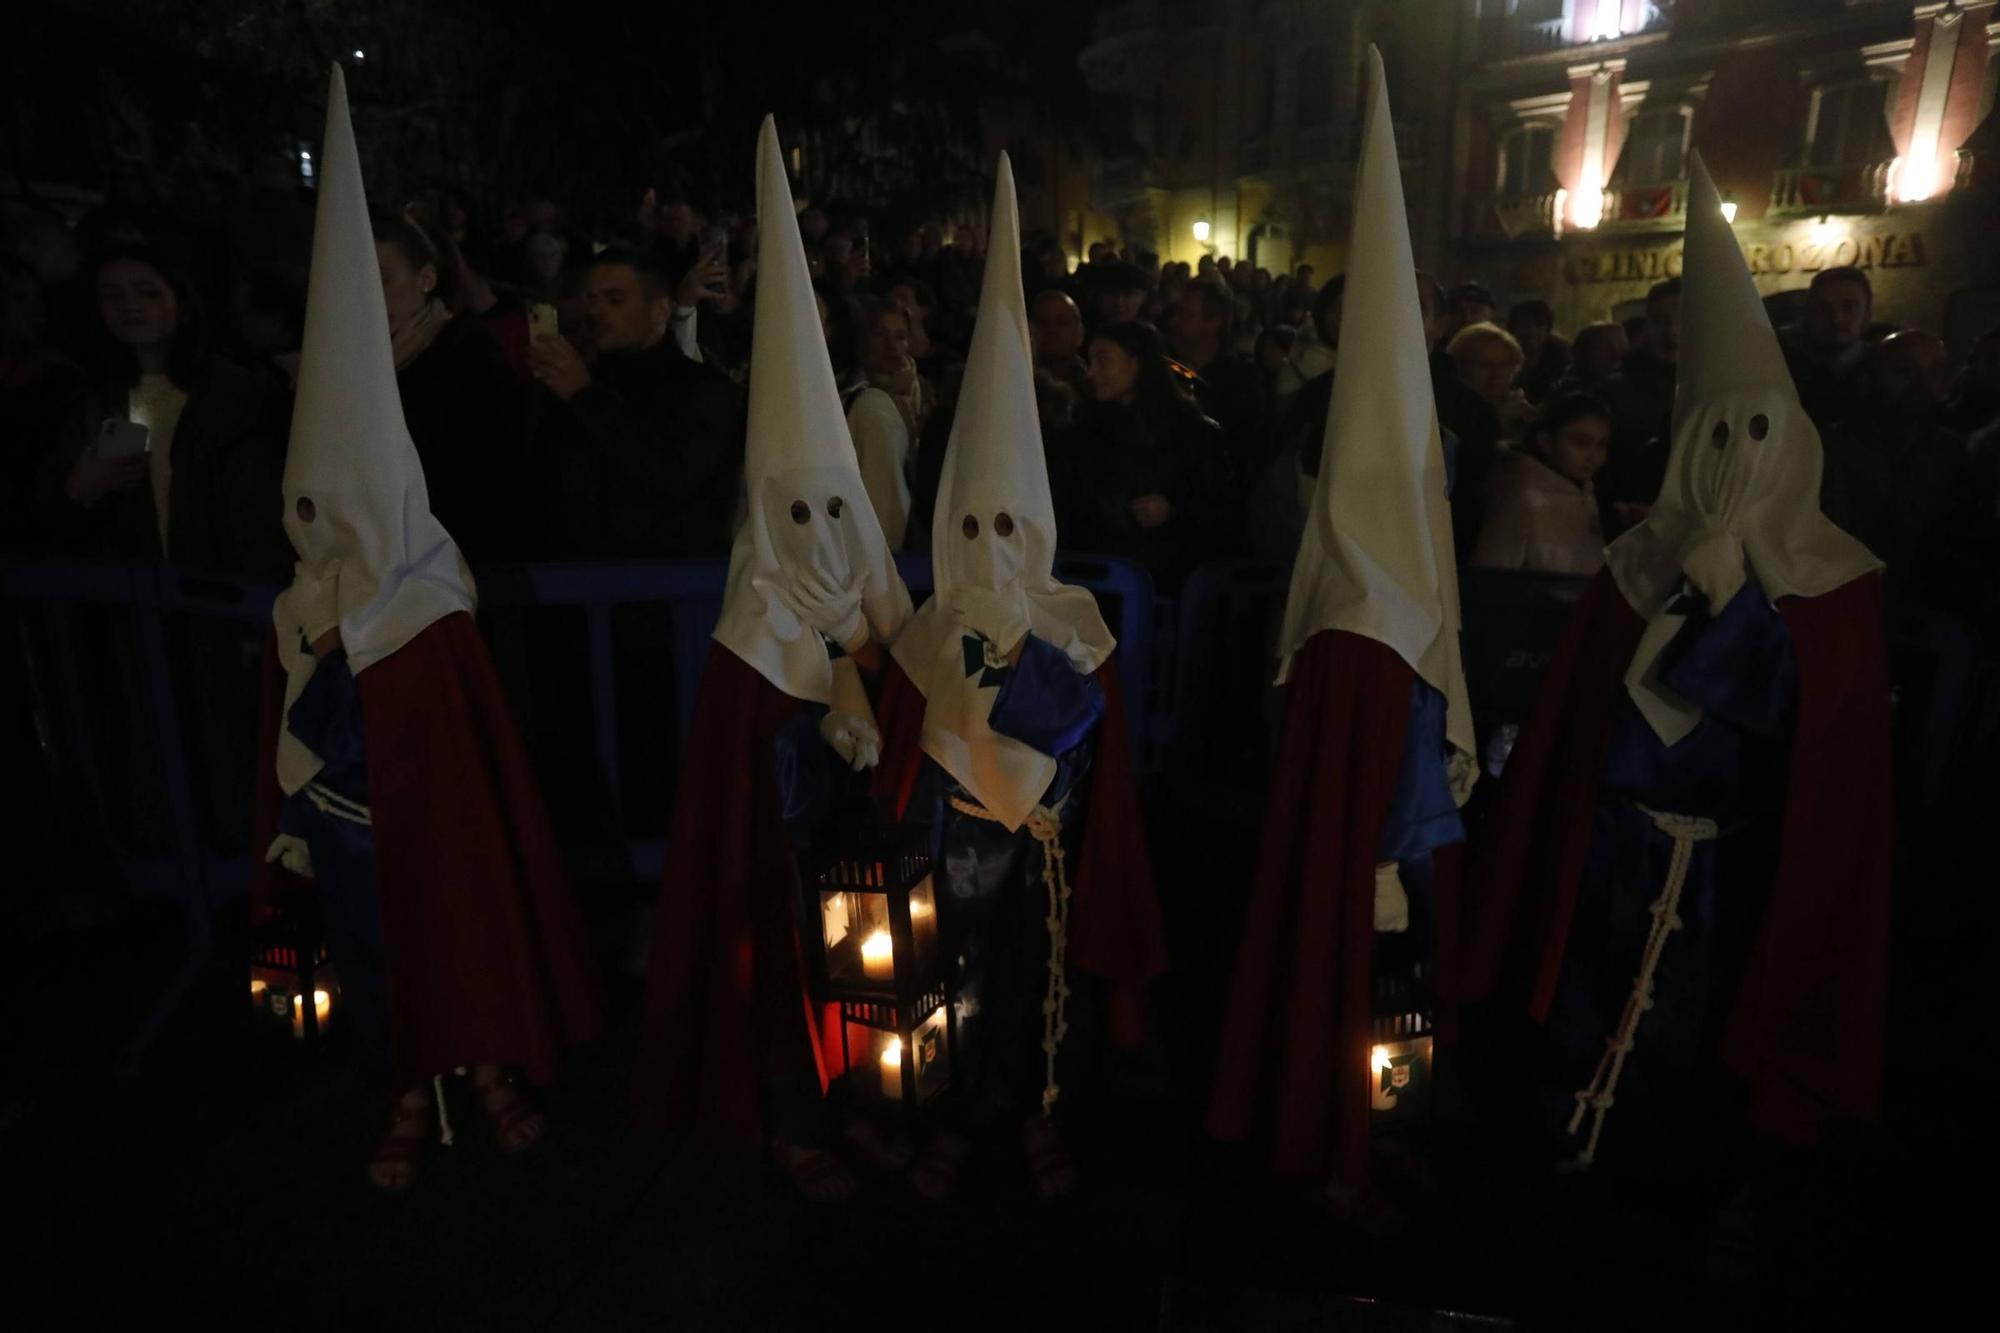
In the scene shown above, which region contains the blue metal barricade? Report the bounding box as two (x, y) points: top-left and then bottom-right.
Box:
(1160, 559), (1287, 797)
(2, 560), (279, 1067)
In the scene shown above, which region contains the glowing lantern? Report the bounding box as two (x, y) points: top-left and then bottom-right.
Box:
(250, 944), (339, 1044)
(1369, 959), (1434, 1126)
(797, 813), (955, 1115)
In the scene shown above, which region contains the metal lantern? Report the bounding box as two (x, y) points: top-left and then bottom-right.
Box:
(797, 813), (954, 1115)
(250, 907), (339, 1043)
(250, 940), (338, 1043)
(1369, 959), (1435, 1127)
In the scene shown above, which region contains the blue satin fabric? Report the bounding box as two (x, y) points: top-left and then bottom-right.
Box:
(1379, 680), (1465, 864)
(276, 648), (390, 1077)
(911, 633), (1106, 1128)
(1542, 578), (1797, 1172)
(283, 642), (369, 807)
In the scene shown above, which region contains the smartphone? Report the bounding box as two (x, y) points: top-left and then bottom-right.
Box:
(98, 418), (151, 460)
(528, 302), (559, 342)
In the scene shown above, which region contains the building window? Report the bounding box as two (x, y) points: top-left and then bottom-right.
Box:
(1615, 106), (1689, 184)
(1297, 44), (1330, 128)
(1806, 79), (1891, 167)
(1497, 122), (1558, 194)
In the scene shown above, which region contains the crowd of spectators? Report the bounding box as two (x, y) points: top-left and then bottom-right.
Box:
(5, 181), (1998, 640)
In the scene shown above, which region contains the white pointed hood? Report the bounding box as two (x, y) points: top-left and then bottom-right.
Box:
(712, 116), (911, 703)
(1606, 153), (1880, 743)
(272, 67), (474, 792)
(1273, 47), (1474, 772)
(890, 153), (1115, 832)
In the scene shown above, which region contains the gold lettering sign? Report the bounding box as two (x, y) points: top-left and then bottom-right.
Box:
(1568, 232), (1925, 284)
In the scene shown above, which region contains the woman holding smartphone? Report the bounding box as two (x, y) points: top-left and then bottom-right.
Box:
(40, 246), (290, 577)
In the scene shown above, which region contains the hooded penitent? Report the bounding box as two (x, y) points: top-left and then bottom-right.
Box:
(889, 152), (1116, 833)
(712, 116), (911, 703)
(1606, 152), (1880, 744)
(1272, 46), (1474, 777)
(274, 64), (474, 794)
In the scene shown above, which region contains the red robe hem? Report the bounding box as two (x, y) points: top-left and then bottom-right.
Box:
(632, 648), (837, 1148)
(251, 612), (599, 1089)
(1202, 630), (1415, 1189)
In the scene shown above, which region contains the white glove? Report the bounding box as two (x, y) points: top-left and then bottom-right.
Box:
(950, 582), (1032, 656)
(1374, 861), (1409, 933)
(1447, 750), (1479, 808)
(818, 711), (882, 771)
(769, 569), (867, 650)
(265, 834), (314, 880)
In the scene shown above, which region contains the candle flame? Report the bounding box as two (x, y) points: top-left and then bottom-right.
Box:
(1370, 1045), (1392, 1074)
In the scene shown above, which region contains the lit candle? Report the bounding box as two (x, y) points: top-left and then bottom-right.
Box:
(879, 1037), (904, 1100)
(861, 930), (894, 982)
(1369, 1045), (1394, 1111)
(289, 989), (333, 1039)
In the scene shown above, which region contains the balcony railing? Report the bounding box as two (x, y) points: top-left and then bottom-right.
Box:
(1599, 179), (1687, 228)
(1489, 3), (1675, 60)
(1519, 17), (1566, 53)
(1771, 162), (1894, 215)
(1487, 191), (1563, 239)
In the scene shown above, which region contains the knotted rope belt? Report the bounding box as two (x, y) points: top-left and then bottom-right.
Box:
(947, 793), (1073, 1116)
(1564, 805), (1722, 1169)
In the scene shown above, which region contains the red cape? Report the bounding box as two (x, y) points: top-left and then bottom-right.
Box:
(1459, 570), (1893, 1140)
(1202, 630), (1421, 1187)
(632, 648), (841, 1146)
(251, 612), (599, 1088)
(874, 650), (1168, 1048)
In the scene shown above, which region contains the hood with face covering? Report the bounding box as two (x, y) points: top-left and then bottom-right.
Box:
(1606, 153), (1880, 744)
(273, 66), (474, 793)
(1272, 47), (1475, 776)
(890, 153), (1116, 832)
(711, 116), (912, 704)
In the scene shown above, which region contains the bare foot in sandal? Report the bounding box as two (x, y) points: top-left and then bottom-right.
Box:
(910, 1130), (969, 1203)
(1022, 1116), (1079, 1202)
(368, 1086), (434, 1192)
(773, 1140), (858, 1203)
(843, 1118), (915, 1172)
(471, 1065), (545, 1154)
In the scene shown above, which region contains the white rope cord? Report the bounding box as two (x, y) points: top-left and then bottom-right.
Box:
(433, 1073), (454, 1147)
(948, 794), (1074, 1116)
(1564, 807), (1720, 1169)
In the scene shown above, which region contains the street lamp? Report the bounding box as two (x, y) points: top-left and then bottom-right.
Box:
(1191, 216), (1211, 245)
(1719, 197), (1738, 224)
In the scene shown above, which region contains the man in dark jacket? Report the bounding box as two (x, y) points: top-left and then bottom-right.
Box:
(1819, 330), (1969, 607)
(531, 247), (742, 558)
(1595, 277), (1680, 534)
(1781, 266), (1873, 431)
(1170, 278), (1273, 485)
